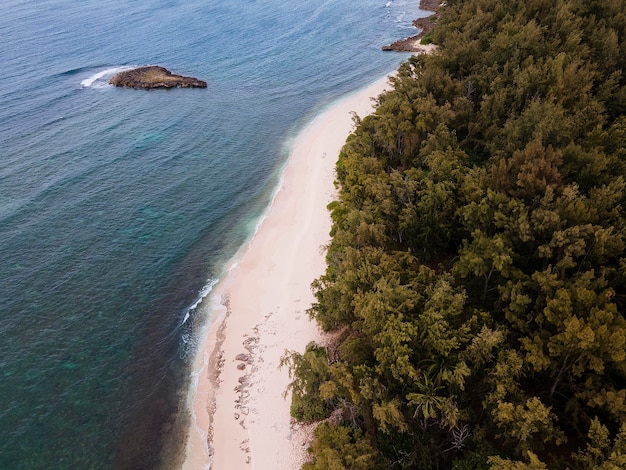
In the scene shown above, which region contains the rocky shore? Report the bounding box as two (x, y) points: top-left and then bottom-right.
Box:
(382, 0), (440, 52)
(109, 66), (207, 89)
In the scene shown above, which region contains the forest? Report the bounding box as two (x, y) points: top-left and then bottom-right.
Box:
(282, 0), (626, 468)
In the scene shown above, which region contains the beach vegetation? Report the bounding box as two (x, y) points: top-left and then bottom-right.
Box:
(281, 343), (333, 422)
(420, 33), (434, 45)
(286, 0), (626, 467)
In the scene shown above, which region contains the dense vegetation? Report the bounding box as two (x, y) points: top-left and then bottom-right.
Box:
(283, 0), (626, 468)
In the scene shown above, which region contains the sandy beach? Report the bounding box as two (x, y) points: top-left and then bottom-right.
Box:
(182, 74), (393, 470)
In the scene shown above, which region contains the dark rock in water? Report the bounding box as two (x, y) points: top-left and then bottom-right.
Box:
(109, 66), (207, 89)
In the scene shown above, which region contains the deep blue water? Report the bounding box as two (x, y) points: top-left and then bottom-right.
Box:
(0, 0), (428, 467)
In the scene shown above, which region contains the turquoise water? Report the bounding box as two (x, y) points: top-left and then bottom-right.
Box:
(0, 0), (427, 467)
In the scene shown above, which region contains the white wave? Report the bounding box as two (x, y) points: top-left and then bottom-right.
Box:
(80, 66), (133, 88)
(181, 278), (218, 325)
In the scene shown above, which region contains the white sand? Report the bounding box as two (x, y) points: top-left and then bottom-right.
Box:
(410, 42), (438, 54)
(182, 73), (393, 470)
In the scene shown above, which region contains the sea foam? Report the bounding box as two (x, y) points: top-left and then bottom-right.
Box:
(181, 278), (219, 326)
(81, 66), (133, 88)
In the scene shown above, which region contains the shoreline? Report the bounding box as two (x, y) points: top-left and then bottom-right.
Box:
(181, 74), (394, 469)
(382, 0), (440, 52)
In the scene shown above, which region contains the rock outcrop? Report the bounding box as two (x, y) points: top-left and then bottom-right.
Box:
(382, 0), (440, 52)
(109, 66), (207, 89)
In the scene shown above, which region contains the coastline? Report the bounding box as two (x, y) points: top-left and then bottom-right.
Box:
(382, 0), (440, 52)
(182, 74), (394, 469)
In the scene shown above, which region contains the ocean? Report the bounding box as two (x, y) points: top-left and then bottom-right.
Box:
(0, 0), (427, 467)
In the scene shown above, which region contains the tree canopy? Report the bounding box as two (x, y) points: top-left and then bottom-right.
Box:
(286, 0), (626, 467)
